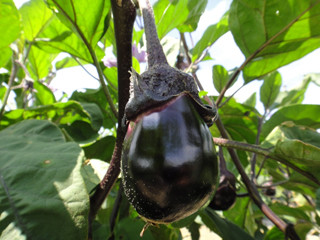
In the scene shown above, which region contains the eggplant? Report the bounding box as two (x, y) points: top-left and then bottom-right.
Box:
(121, 94), (218, 223)
(208, 169), (236, 211)
(120, 0), (218, 225)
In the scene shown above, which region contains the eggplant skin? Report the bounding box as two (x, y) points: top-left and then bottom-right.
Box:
(121, 95), (218, 223)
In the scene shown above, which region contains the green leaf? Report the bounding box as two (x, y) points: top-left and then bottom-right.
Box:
(0, 0), (20, 49)
(264, 122), (320, 148)
(271, 76), (311, 109)
(270, 203), (310, 222)
(191, 12), (229, 62)
(19, 0), (53, 41)
(154, 0), (188, 39)
(262, 123), (320, 194)
(229, 0), (320, 81)
(307, 72), (320, 86)
(186, 222), (200, 240)
(0, 119), (89, 240)
(81, 102), (104, 132)
(81, 159), (110, 194)
(260, 71), (282, 110)
(103, 67), (118, 89)
(33, 81), (56, 105)
(82, 135), (115, 162)
(0, 101), (91, 130)
(200, 208), (255, 240)
(47, 0), (110, 47)
(149, 224), (181, 240)
(316, 188), (320, 211)
(34, 15), (99, 63)
(0, 47), (12, 68)
(264, 227), (285, 240)
(0, 86), (6, 101)
(177, 0), (208, 33)
(218, 98), (259, 144)
(114, 217), (154, 240)
(70, 88), (117, 129)
(58, 103), (104, 144)
(243, 92), (256, 108)
(55, 57), (89, 70)
(27, 46), (56, 80)
(222, 197), (250, 228)
(261, 104), (320, 138)
(274, 138), (320, 178)
(161, 36), (180, 67)
(212, 65), (229, 93)
(154, 0), (207, 39)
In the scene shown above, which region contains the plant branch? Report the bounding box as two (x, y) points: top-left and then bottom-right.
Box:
(215, 2), (319, 107)
(109, 184), (123, 238)
(212, 137), (320, 186)
(87, 43), (118, 118)
(88, 0), (136, 238)
(51, 0), (118, 118)
(0, 55), (18, 122)
(180, 32), (192, 64)
(214, 118), (300, 240)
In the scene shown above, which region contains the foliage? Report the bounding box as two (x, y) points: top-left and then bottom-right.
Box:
(0, 0), (319, 239)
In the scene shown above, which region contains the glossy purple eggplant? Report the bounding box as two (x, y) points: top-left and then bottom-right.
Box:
(121, 94), (218, 223)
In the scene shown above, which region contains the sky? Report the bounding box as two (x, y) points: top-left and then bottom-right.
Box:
(13, 0), (320, 114)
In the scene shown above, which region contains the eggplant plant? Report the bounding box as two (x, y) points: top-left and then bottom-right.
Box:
(121, 0), (218, 226)
(0, 0), (320, 240)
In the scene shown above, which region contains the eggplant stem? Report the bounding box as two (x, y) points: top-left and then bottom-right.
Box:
(139, 0), (168, 67)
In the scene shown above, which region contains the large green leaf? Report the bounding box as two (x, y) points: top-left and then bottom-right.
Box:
(70, 88), (117, 129)
(80, 159), (110, 194)
(274, 138), (320, 178)
(82, 135), (115, 162)
(46, 0), (110, 47)
(218, 98), (259, 144)
(261, 104), (320, 138)
(270, 203), (311, 222)
(0, 119), (89, 240)
(200, 208), (255, 240)
(19, 0), (53, 41)
(262, 122), (320, 195)
(35, 16), (97, 63)
(0, 101), (91, 130)
(154, 0), (207, 39)
(229, 0), (320, 81)
(260, 71), (282, 110)
(0, 0), (20, 49)
(191, 12), (229, 62)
